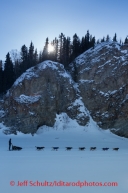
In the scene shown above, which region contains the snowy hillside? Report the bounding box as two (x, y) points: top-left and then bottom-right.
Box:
(0, 113), (128, 193)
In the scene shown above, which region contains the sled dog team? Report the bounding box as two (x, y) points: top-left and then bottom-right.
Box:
(9, 138), (119, 151)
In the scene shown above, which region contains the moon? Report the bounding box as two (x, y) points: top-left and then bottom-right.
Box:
(48, 44), (54, 52)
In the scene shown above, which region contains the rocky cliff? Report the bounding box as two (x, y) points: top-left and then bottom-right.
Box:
(0, 41), (128, 137)
(69, 41), (128, 137)
(0, 61), (89, 134)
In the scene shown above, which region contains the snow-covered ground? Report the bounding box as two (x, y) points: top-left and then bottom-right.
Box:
(0, 113), (128, 193)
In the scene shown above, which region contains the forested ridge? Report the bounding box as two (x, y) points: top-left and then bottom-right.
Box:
(0, 31), (128, 94)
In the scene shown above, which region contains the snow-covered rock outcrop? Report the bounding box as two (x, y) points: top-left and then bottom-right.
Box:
(69, 41), (128, 137)
(0, 60), (89, 134)
(1, 42), (128, 137)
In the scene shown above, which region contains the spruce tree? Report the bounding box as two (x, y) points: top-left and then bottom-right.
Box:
(101, 37), (105, 42)
(84, 35), (88, 50)
(13, 60), (21, 80)
(90, 36), (95, 48)
(65, 37), (71, 68)
(0, 61), (3, 94)
(38, 51), (43, 63)
(62, 36), (67, 65)
(113, 33), (117, 42)
(124, 36), (128, 44)
(80, 37), (85, 53)
(54, 38), (59, 62)
(58, 33), (65, 63)
(86, 30), (90, 49)
(71, 33), (80, 60)
(106, 35), (110, 42)
(20, 45), (28, 73)
(34, 48), (38, 65)
(3, 53), (14, 92)
(28, 41), (34, 68)
(42, 37), (49, 61)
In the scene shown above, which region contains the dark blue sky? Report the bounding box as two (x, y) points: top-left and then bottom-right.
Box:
(0, 0), (128, 60)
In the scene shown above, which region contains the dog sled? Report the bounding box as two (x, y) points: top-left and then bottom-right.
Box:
(12, 144), (22, 151)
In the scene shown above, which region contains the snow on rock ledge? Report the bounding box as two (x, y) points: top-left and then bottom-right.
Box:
(15, 94), (41, 104)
